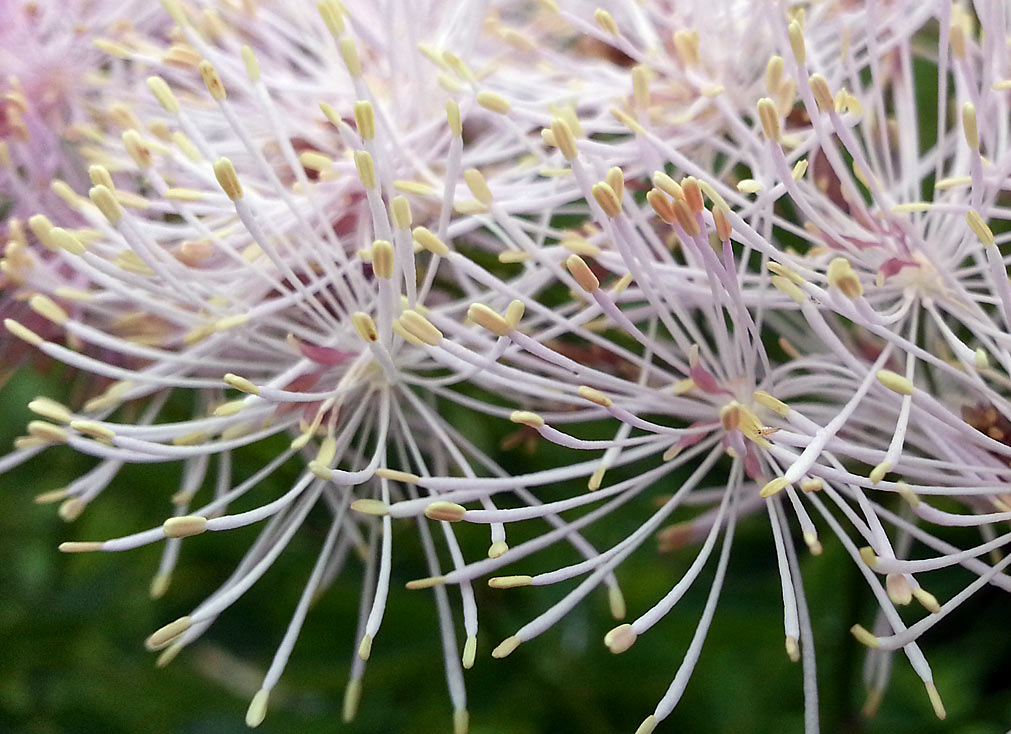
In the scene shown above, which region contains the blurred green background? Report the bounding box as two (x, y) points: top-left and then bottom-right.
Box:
(2, 364), (1010, 734)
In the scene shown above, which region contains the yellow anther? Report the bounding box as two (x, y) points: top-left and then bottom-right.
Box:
(241, 45), (260, 82)
(213, 158), (243, 200)
(787, 20), (806, 65)
(446, 100), (462, 137)
(350, 499), (389, 516)
(464, 168), (493, 205)
(198, 60), (226, 101)
(652, 171), (683, 199)
(606, 167), (624, 202)
(757, 98), (782, 142)
(488, 575), (532, 589)
(371, 240), (394, 279)
(966, 210), (995, 246)
(760, 477), (789, 498)
(765, 56), (784, 95)
(504, 300), (525, 329)
(412, 227), (450, 256)
(163, 515), (208, 538)
(390, 197), (412, 230)
(578, 386), (612, 408)
(591, 182), (622, 218)
(826, 257), (863, 299)
(146, 76), (180, 114)
(510, 410), (545, 429)
(566, 254), (599, 293)
(491, 636), (522, 659)
(849, 624), (880, 648)
(354, 151), (377, 189)
(89, 185), (122, 223)
(29, 294), (68, 324)
(375, 468), (420, 483)
(594, 8), (618, 35)
(672, 29), (699, 66)
(339, 37), (361, 77)
(400, 310), (442, 345)
(476, 90), (510, 115)
(353, 101), (375, 140)
(224, 373), (259, 395)
(351, 312), (379, 342)
(962, 102), (979, 150)
(876, 369), (915, 396)
(468, 303), (510, 336)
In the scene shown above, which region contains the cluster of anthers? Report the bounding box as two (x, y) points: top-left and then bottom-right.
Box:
(2, 0), (1011, 732)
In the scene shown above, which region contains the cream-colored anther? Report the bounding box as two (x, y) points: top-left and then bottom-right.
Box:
(765, 56), (784, 94)
(591, 182), (621, 217)
(464, 168), (493, 205)
(317, 0), (345, 36)
(146, 76), (179, 114)
(5, 319), (43, 347)
(788, 20), (806, 65)
(632, 65), (650, 108)
(213, 158), (243, 200)
(88, 185), (121, 224)
(809, 74), (833, 113)
(412, 227), (450, 256)
(566, 254), (599, 292)
(962, 102), (979, 150)
(578, 386), (612, 408)
(48, 228), (86, 255)
(122, 130), (153, 169)
(510, 410), (545, 428)
(354, 150), (377, 189)
(827, 257), (862, 298)
(594, 8), (618, 35)
(876, 370), (915, 396)
(550, 117), (578, 161)
(224, 373), (259, 395)
(351, 312), (379, 342)
(606, 167), (624, 202)
(672, 29), (699, 66)
(604, 624), (637, 654)
(652, 171), (682, 199)
(198, 60), (226, 100)
(757, 98), (782, 142)
(240, 45), (260, 82)
(476, 90), (510, 114)
(504, 300), (525, 329)
(966, 210), (995, 246)
(339, 37), (361, 77)
(390, 196), (412, 229)
(446, 100), (462, 137)
(488, 575), (532, 589)
(425, 501), (467, 522)
(468, 303), (511, 336)
(400, 310), (442, 345)
(371, 241), (394, 279)
(353, 101), (375, 140)
(163, 515), (207, 538)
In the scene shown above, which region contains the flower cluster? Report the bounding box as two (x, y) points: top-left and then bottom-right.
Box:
(3, 1), (1011, 732)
